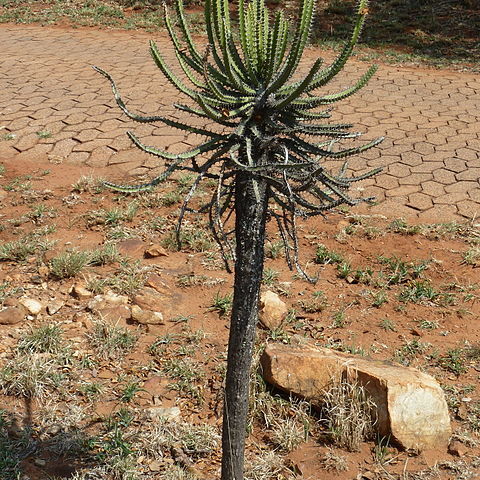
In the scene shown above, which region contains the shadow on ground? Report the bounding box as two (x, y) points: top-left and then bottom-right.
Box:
(312, 0), (479, 65)
(1, 398), (118, 479)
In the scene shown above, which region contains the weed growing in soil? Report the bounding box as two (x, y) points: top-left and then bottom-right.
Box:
(315, 244), (345, 265)
(244, 451), (284, 480)
(0, 237), (52, 262)
(119, 380), (144, 403)
(18, 323), (63, 354)
(0, 353), (64, 398)
(49, 250), (92, 279)
(87, 319), (137, 360)
(72, 175), (104, 193)
(320, 448), (349, 471)
(438, 348), (467, 376)
(210, 292), (233, 317)
(462, 246), (480, 267)
(162, 357), (204, 402)
(270, 416), (306, 452)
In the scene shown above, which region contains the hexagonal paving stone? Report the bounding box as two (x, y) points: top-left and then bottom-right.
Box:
(444, 158), (467, 173)
(411, 162), (443, 174)
(399, 151), (423, 167)
(50, 138), (79, 158)
(14, 133), (39, 152)
(445, 181), (479, 194)
(417, 205), (460, 223)
(73, 129), (101, 143)
(398, 173), (432, 185)
(455, 147), (479, 162)
(387, 163), (411, 178)
(432, 169), (457, 185)
(413, 142), (435, 156)
(361, 185), (386, 202)
(407, 193), (433, 211)
(86, 146), (116, 167)
(468, 189), (480, 202)
(457, 200), (479, 219)
(385, 185), (420, 197)
(66, 152), (90, 164)
(374, 174), (400, 189)
(456, 168), (480, 182)
(425, 133), (448, 145)
(433, 192), (469, 205)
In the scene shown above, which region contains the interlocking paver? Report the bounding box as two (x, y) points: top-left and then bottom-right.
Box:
(456, 147), (479, 161)
(445, 181), (479, 193)
(433, 192), (470, 205)
(50, 138), (79, 158)
(407, 193), (433, 211)
(469, 189), (480, 202)
(457, 200), (479, 219)
(385, 185), (420, 197)
(456, 169), (480, 181)
(433, 169), (457, 185)
(0, 24), (479, 221)
(411, 162), (444, 174)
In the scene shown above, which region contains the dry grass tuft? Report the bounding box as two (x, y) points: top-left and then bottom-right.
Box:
(321, 378), (376, 452)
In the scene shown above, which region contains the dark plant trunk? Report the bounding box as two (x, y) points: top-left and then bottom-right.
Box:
(221, 172), (269, 480)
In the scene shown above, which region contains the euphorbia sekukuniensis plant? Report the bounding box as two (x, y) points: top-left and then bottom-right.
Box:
(95, 0), (383, 477)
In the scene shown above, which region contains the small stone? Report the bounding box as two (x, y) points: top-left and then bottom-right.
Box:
(134, 287), (184, 319)
(144, 244), (169, 258)
(47, 301), (64, 315)
(46, 425), (61, 436)
(456, 403), (468, 421)
(19, 298), (42, 315)
(103, 292), (129, 305)
(117, 238), (146, 258)
(146, 274), (171, 295)
(3, 298), (19, 307)
(71, 283), (92, 299)
(448, 440), (466, 457)
(259, 290), (288, 330)
(133, 288), (164, 312)
(34, 459), (46, 467)
(0, 306), (25, 325)
(88, 292), (129, 311)
(98, 369), (115, 379)
(146, 406), (181, 422)
(38, 265), (49, 279)
(131, 305), (164, 325)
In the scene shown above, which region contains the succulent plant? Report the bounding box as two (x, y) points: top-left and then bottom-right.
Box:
(95, 0), (382, 477)
(95, 0), (382, 276)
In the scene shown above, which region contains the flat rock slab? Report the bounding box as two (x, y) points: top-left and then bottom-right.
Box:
(261, 342), (451, 451)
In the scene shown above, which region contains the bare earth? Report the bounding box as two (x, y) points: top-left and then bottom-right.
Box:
(0, 23), (480, 480)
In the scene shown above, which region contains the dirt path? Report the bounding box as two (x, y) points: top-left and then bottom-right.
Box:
(1, 23), (479, 222)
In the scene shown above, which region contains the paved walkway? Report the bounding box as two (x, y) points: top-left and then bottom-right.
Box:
(0, 24), (479, 222)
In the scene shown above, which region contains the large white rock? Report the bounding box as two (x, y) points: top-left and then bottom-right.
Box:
(261, 342), (451, 451)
